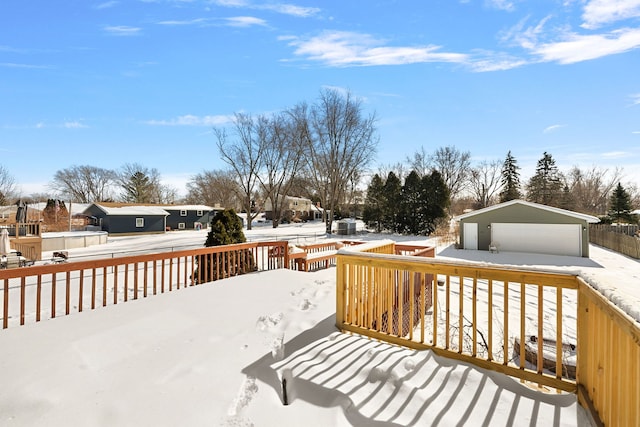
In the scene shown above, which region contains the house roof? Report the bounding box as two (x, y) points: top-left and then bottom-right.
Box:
(89, 203), (170, 216)
(158, 204), (219, 212)
(453, 199), (600, 223)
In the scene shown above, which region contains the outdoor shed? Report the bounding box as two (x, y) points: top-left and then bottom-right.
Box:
(84, 204), (169, 235)
(454, 200), (600, 257)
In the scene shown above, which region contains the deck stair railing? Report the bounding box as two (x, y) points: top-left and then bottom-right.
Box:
(336, 240), (639, 426)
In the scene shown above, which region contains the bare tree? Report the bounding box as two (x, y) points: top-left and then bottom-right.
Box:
(117, 163), (165, 203)
(153, 184), (178, 205)
(565, 166), (623, 215)
(430, 146), (471, 198)
(0, 165), (16, 205)
(299, 89), (378, 233)
(185, 169), (240, 209)
(468, 160), (502, 209)
(376, 162), (407, 182)
(215, 113), (267, 230)
(50, 165), (117, 203)
(258, 113), (304, 227)
(406, 146), (431, 177)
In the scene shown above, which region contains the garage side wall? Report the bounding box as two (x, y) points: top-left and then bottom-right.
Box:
(459, 204), (590, 256)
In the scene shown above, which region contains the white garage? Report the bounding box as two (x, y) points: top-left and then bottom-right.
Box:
(490, 223), (582, 257)
(455, 200), (600, 258)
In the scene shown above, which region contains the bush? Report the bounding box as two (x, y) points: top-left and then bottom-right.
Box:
(194, 209), (255, 284)
(205, 209), (246, 247)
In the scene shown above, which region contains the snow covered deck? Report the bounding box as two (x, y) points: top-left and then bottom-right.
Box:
(0, 268), (591, 426)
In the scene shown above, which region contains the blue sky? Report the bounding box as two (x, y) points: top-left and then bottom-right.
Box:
(2, 0), (640, 197)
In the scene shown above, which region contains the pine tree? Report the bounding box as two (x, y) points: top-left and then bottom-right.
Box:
(362, 174), (385, 232)
(526, 152), (563, 206)
(399, 170), (423, 235)
(608, 183), (633, 223)
(122, 171), (154, 203)
(499, 151), (521, 202)
(421, 170), (450, 235)
(382, 172), (402, 233)
(195, 209), (253, 283)
(205, 209), (246, 247)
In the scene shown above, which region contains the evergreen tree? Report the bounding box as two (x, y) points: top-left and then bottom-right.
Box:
(362, 174), (385, 232)
(499, 151), (521, 202)
(526, 152), (563, 206)
(399, 170), (423, 235)
(195, 209), (252, 284)
(608, 183), (633, 223)
(205, 209), (246, 247)
(122, 171), (154, 203)
(382, 172), (402, 233)
(421, 170), (450, 235)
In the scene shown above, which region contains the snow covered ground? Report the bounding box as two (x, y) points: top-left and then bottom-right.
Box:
(2, 221), (637, 426)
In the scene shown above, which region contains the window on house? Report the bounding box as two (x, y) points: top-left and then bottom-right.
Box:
(136, 218), (144, 228)
(178, 222), (185, 229)
(196, 210), (203, 216)
(180, 210), (187, 216)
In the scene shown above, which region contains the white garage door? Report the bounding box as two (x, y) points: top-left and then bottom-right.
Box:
(491, 223), (582, 256)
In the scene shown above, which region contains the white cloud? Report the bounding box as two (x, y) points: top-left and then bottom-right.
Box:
(543, 124), (566, 133)
(224, 16), (267, 27)
(487, 0), (517, 12)
(95, 1), (118, 9)
(284, 31), (468, 67)
(144, 114), (233, 126)
(157, 18), (208, 26)
(0, 62), (52, 69)
(63, 121), (88, 129)
(531, 27), (640, 64)
(211, 0), (320, 17)
(467, 51), (528, 71)
(582, 0), (640, 29)
(104, 25), (142, 36)
(630, 93), (640, 105)
(602, 151), (629, 158)
(262, 3), (320, 17)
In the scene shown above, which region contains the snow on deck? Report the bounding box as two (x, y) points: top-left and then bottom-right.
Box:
(0, 266), (591, 426)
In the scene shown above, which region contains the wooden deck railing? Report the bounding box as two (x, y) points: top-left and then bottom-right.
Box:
(1, 240), (288, 329)
(336, 242), (640, 426)
(576, 277), (640, 426)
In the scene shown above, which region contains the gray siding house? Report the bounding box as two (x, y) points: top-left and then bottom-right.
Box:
(161, 205), (221, 231)
(84, 204), (169, 235)
(454, 200), (599, 257)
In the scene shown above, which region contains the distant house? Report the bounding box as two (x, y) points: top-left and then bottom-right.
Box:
(454, 199), (600, 257)
(160, 205), (222, 230)
(83, 204), (169, 235)
(264, 196), (315, 222)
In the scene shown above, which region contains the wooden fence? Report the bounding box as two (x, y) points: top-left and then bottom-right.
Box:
(1, 240), (288, 329)
(590, 224), (640, 259)
(336, 242), (640, 426)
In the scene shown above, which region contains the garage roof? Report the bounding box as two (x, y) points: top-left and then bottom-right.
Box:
(454, 199), (600, 223)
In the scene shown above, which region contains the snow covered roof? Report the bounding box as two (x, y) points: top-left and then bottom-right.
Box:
(91, 204), (170, 216)
(158, 204), (220, 211)
(454, 199), (600, 223)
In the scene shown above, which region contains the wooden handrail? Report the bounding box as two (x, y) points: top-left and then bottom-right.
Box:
(0, 240), (289, 329)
